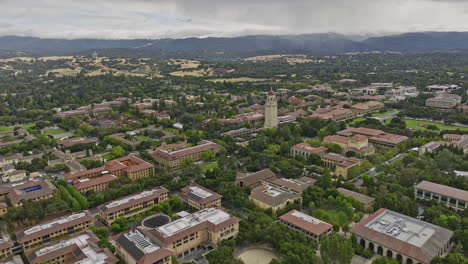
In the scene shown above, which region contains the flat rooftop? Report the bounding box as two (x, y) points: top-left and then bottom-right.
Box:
(156, 208), (231, 238)
(365, 210), (434, 247)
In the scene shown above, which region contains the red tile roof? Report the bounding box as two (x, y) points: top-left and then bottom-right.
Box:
(279, 210), (332, 236)
(73, 174), (118, 191)
(415, 180), (468, 201)
(291, 142), (328, 154)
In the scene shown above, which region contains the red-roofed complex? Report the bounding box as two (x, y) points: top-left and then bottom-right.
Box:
(337, 127), (408, 147)
(114, 229), (173, 264)
(415, 180), (468, 211)
(291, 142), (328, 157)
(98, 187), (169, 226)
(279, 210), (332, 242)
(73, 174), (118, 194)
(352, 208), (453, 264)
(180, 184), (222, 210)
(65, 155), (155, 182)
(152, 140), (222, 171)
(16, 211), (94, 250)
(149, 208), (239, 257)
(324, 134), (375, 156)
(27, 231), (118, 264)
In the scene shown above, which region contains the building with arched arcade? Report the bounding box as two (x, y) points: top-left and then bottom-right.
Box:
(352, 208), (453, 264)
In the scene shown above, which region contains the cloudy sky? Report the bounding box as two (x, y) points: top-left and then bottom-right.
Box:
(2, 0), (468, 39)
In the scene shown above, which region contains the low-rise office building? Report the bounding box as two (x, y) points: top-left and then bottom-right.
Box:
(8, 179), (57, 207)
(180, 184), (222, 210)
(57, 137), (98, 148)
(290, 143), (328, 157)
(279, 210), (332, 242)
(152, 141), (222, 171)
(114, 229), (173, 264)
(353, 208), (453, 264)
(324, 135), (375, 156)
(414, 180), (468, 211)
(337, 127), (408, 147)
(266, 177), (316, 195)
(150, 207), (239, 258)
(99, 187), (169, 226)
(73, 174), (118, 193)
(0, 256), (23, 264)
(235, 168), (277, 188)
(26, 231), (118, 264)
(249, 185), (301, 213)
(16, 211), (94, 250)
(321, 153), (361, 179)
(0, 236), (14, 260)
(337, 187), (375, 209)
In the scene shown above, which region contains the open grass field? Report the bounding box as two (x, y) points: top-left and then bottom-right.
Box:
(200, 161), (218, 172)
(42, 127), (67, 136)
(385, 118), (468, 131)
(312, 208), (350, 227)
(0, 123), (34, 132)
(208, 77), (274, 83)
(372, 110), (397, 117)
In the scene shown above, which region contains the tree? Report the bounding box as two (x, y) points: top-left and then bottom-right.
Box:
(320, 233), (354, 264)
(109, 145), (125, 159)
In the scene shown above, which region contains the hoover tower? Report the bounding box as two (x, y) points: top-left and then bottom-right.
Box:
(264, 91), (278, 129)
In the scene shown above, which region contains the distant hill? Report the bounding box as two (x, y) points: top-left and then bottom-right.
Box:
(363, 32), (468, 52)
(0, 32), (468, 57)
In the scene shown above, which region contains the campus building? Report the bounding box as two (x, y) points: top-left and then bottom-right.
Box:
(98, 187), (169, 226)
(323, 134), (375, 156)
(279, 210), (333, 242)
(57, 137), (98, 148)
(152, 141), (222, 171)
(73, 174), (118, 193)
(414, 180), (468, 211)
(114, 229), (173, 264)
(16, 211), (94, 250)
(26, 231), (118, 264)
(337, 187), (375, 210)
(249, 185), (301, 213)
(65, 155), (155, 182)
(353, 208), (453, 264)
(149, 207), (239, 258)
(290, 142), (328, 157)
(180, 184), (222, 210)
(235, 168), (278, 188)
(337, 127), (409, 147)
(0, 236), (14, 260)
(8, 179), (57, 207)
(266, 177), (316, 195)
(321, 153), (361, 179)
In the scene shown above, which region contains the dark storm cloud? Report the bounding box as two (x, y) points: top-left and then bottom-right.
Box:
(1, 0), (468, 39)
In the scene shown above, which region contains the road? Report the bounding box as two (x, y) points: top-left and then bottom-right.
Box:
(372, 110), (400, 123)
(351, 153), (406, 187)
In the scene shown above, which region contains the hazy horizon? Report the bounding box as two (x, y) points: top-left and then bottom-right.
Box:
(2, 0), (468, 39)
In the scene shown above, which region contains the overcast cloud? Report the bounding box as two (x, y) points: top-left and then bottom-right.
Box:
(2, 0), (468, 39)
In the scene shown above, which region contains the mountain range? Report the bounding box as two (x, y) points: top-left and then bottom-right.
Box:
(1, 32), (468, 57)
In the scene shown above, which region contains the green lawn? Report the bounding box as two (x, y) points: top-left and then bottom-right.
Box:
(386, 118), (468, 131)
(0, 123), (34, 132)
(42, 127), (67, 135)
(200, 161), (218, 172)
(102, 153), (114, 160)
(312, 208), (350, 227)
(371, 110), (397, 117)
